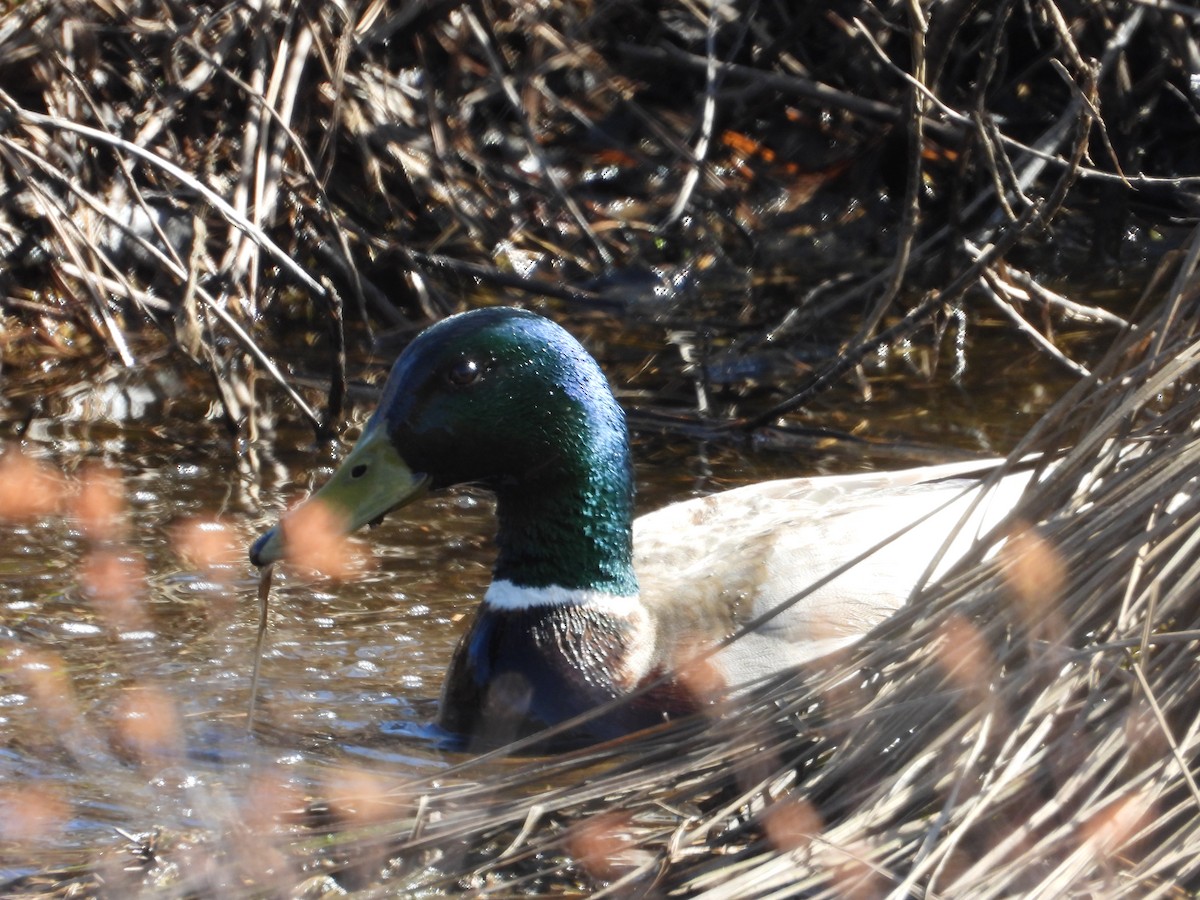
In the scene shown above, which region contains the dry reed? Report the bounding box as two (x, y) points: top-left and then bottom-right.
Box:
(1, 1), (1199, 896)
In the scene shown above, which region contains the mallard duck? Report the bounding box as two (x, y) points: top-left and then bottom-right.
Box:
(251, 307), (1034, 748)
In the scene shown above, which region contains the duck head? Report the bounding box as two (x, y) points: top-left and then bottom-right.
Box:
(250, 307), (637, 596)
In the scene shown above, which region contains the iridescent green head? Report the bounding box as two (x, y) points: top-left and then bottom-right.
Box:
(251, 308), (637, 595)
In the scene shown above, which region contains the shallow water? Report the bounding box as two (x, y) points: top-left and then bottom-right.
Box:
(0, 327), (1085, 882)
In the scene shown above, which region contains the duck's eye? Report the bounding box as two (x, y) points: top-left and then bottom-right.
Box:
(446, 358), (482, 386)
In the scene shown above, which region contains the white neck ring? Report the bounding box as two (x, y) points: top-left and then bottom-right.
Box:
(484, 579), (642, 614)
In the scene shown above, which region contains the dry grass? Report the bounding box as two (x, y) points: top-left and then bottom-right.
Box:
(1, 0), (1197, 442)
(1, 1), (1199, 896)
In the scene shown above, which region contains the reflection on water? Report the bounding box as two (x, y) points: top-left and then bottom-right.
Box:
(0, 339), (1075, 882)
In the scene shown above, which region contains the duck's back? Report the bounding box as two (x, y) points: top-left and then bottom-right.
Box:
(633, 459), (1034, 689)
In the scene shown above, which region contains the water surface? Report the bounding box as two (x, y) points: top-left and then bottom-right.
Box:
(0, 327), (1082, 881)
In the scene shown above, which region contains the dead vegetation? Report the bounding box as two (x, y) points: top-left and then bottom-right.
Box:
(1, 0), (1198, 440)
(2, 1), (1200, 896)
